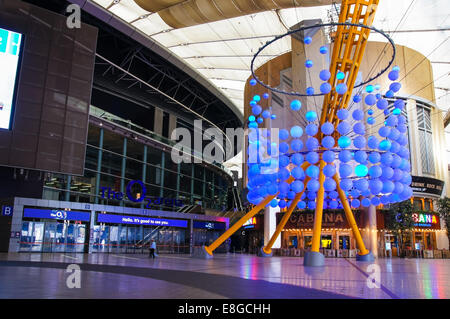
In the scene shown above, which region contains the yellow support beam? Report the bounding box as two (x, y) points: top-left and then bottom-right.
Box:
(204, 176), (294, 256)
(263, 175), (311, 255)
(333, 173), (369, 256)
(310, 160), (327, 252)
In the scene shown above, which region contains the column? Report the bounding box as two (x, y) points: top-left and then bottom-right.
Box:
(159, 152), (165, 209)
(141, 145), (148, 209)
(365, 204), (378, 257)
(94, 128), (104, 204)
(176, 163), (181, 199)
(190, 165), (195, 205)
(264, 205), (281, 248)
(120, 137), (127, 206)
(202, 167), (206, 208)
(65, 175), (72, 202)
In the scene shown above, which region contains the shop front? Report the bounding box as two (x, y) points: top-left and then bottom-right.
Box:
(9, 197), (229, 254)
(278, 210), (364, 257)
(20, 208), (90, 253)
(192, 220), (227, 253)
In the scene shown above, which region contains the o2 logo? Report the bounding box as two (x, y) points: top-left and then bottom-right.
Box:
(100, 180), (183, 208)
(50, 210), (67, 220)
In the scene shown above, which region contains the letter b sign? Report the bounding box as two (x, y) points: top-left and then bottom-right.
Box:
(2, 206), (13, 216)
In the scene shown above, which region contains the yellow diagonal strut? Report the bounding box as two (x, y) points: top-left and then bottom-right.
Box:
(205, 0), (380, 256)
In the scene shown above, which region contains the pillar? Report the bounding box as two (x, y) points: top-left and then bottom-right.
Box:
(120, 137), (127, 206)
(367, 204), (378, 258)
(264, 205), (281, 249)
(94, 128), (104, 204)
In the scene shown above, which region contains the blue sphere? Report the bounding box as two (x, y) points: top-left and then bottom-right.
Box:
(323, 164), (336, 177)
(362, 198), (371, 207)
(291, 153), (304, 166)
(365, 94), (377, 106)
(257, 118), (263, 124)
(351, 199), (361, 208)
(270, 199), (278, 207)
(381, 166), (394, 180)
(324, 178), (336, 191)
(353, 122), (365, 135)
(319, 46), (328, 54)
(320, 82), (332, 94)
(306, 137), (319, 150)
(279, 155), (290, 168)
(368, 136), (379, 149)
(279, 142), (289, 154)
(249, 115), (256, 122)
(367, 117), (375, 125)
(329, 200), (338, 209)
(308, 201), (316, 209)
(307, 179), (320, 192)
(319, 70), (331, 81)
(323, 150), (335, 163)
(291, 180), (304, 193)
(352, 109), (364, 121)
(366, 85), (374, 93)
(386, 90), (395, 98)
(278, 200), (287, 208)
(394, 100), (405, 110)
(250, 79), (257, 86)
(271, 114), (277, 120)
(388, 70), (399, 81)
(354, 178), (369, 192)
(369, 165), (382, 178)
(353, 136), (366, 149)
(306, 151), (319, 164)
(339, 150), (353, 163)
(306, 123), (318, 136)
(337, 121), (351, 135)
(336, 71), (345, 80)
(390, 82), (402, 93)
(278, 129), (289, 140)
(377, 99), (388, 110)
(371, 197), (381, 206)
(249, 100), (257, 107)
(379, 140), (392, 151)
(290, 126), (303, 138)
(355, 164), (368, 177)
(321, 122), (334, 135)
(297, 201), (306, 209)
(249, 122), (258, 128)
(253, 95), (261, 102)
(353, 95), (362, 103)
(339, 164), (352, 177)
(378, 126), (391, 138)
(336, 83), (348, 95)
(291, 139), (303, 152)
(305, 111), (317, 122)
(337, 109), (349, 120)
(252, 105), (262, 115)
(306, 87), (315, 95)
(304, 36), (312, 44)
(306, 166), (320, 179)
(338, 136), (351, 148)
(262, 110), (271, 118)
(340, 179), (353, 191)
(290, 100), (302, 111)
(263, 93), (269, 99)
(369, 179), (383, 194)
(292, 167), (305, 180)
(322, 136), (335, 149)
(382, 181), (395, 193)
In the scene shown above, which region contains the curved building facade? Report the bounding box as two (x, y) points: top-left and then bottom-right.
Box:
(0, 0), (242, 254)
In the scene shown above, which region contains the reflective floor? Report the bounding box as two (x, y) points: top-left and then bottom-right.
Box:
(0, 253), (448, 299)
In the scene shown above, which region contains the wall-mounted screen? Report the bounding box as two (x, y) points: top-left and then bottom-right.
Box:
(0, 27), (22, 130)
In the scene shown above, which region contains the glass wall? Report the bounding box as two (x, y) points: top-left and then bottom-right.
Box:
(91, 224), (189, 254)
(42, 118), (232, 211)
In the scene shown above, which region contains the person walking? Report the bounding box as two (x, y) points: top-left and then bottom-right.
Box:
(149, 239), (156, 259)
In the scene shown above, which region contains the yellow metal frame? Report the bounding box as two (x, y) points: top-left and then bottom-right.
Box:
(205, 0), (380, 257)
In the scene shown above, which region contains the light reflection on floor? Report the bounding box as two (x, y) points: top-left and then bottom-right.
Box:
(0, 253), (448, 299)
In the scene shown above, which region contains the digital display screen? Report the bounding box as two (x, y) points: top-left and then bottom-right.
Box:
(97, 213), (188, 228)
(0, 27), (22, 130)
(23, 208), (91, 222)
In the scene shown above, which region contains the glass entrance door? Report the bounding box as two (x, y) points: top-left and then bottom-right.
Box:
(43, 223), (57, 252)
(109, 226), (119, 253)
(54, 223), (67, 252)
(339, 235), (350, 249)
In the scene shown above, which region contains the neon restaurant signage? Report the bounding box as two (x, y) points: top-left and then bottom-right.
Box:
(100, 180), (183, 208)
(412, 213), (439, 228)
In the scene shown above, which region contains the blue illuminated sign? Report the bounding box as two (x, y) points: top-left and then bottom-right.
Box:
(0, 27), (22, 130)
(97, 213), (188, 228)
(23, 208), (90, 221)
(193, 221), (225, 230)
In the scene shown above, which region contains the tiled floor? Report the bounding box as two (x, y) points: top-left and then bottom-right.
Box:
(0, 253), (448, 299)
